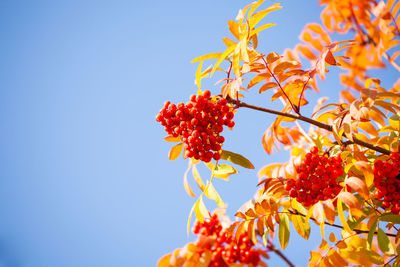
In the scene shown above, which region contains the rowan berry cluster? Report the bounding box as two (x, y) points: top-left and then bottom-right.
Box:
(285, 147), (344, 207)
(155, 90), (235, 162)
(193, 214), (262, 266)
(374, 152), (400, 214)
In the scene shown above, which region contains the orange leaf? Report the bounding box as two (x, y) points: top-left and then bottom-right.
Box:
(169, 143), (184, 161)
(259, 82), (278, 93)
(337, 191), (360, 209)
(345, 177), (368, 199)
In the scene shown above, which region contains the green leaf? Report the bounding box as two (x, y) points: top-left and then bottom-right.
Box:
(367, 220), (377, 251)
(379, 214), (400, 224)
(377, 228), (395, 255)
(278, 213), (290, 249)
(220, 150), (255, 169)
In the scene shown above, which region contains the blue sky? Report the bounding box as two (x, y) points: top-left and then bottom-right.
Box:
(0, 1), (397, 267)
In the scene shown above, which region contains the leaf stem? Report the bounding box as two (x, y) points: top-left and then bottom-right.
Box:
(228, 99), (391, 155)
(262, 58), (299, 114)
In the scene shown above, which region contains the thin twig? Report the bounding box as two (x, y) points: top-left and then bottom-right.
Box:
(228, 99), (391, 155)
(262, 57), (299, 114)
(267, 242), (295, 267)
(288, 209), (397, 237)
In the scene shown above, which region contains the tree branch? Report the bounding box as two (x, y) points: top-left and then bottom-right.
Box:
(229, 99), (391, 155)
(288, 209), (397, 237)
(267, 242), (295, 267)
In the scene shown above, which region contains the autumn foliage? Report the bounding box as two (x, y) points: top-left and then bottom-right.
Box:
(156, 0), (400, 266)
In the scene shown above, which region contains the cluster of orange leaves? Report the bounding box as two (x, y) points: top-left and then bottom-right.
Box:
(158, 0), (400, 266)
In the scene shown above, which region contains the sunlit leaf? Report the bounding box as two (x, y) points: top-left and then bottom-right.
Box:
(377, 228), (395, 255)
(220, 150), (255, 169)
(164, 136), (181, 142)
(278, 213), (290, 249)
(169, 143), (184, 161)
(191, 53), (223, 63)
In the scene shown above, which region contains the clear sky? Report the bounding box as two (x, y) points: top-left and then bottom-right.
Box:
(0, 1), (397, 267)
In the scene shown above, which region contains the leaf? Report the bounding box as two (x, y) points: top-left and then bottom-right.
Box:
(204, 181), (226, 208)
(210, 45), (236, 77)
(235, 211), (247, 219)
(164, 136), (181, 142)
(194, 196), (209, 223)
(323, 199), (336, 225)
(192, 165), (206, 191)
(169, 143), (184, 161)
(259, 82), (278, 93)
(214, 164), (238, 176)
(227, 20), (240, 40)
(266, 52), (280, 64)
(220, 150), (255, 169)
(329, 232), (337, 242)
(313, 202), (324, 225)
(337, 191), (360, 209)
(367, 220), (377, 251)
(195, 60), (203, 89)
(247, 73), (271, 89)
(273, 61), (300, 74)
(379, 214), (400, 224)
(249, 3), (282, 28)
(377, 228), (395, 255)
(337, 198), (352, 233)
(184, 164), (195, 197)
(249, 23), (276, 37)
(278, 213), (290, 249)
(290, 214), (310, 240)
(191, 53), (223, 63)
(345, 177), (369, 199)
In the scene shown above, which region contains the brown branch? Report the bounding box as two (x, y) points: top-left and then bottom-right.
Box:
(288, 209), (397, 237)
(229, 99), (391, 155)
(267, 242), (295, 267)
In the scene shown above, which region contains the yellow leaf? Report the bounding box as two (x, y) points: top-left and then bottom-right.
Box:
(164, 136), (181, 142)
(210, 45), (236, 77)
(247, 0), (266, 19)
(220, 150), (255, 169)
(169, 143), (184, 161)
(337, 198), (352, 233)
(191, 53), (223, 63)
(227, 20), (240, 40)
(195, 60), (203, 89)
(194, 196), (209, 223)
(192, 165), (206, 191)
(184, 164), (195, 197)
(310, 251), (321, 263)
(249, 23), (276, 37)
(249, 3), (282, 28)
(278, 213), (290, 249)
(222, 37), (237, 47)
(204, 181), (226, 208)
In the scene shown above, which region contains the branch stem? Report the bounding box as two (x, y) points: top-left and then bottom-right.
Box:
(229, 99), (391, 155)
(267, 242), (295, 267)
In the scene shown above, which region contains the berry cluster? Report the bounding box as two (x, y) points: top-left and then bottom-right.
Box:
(374, 152), (400, 214)
(193, 214), (262, 266)
(155, 90), (234, 162)
(285, 147), (344, 207)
